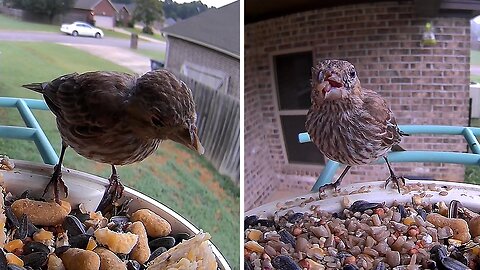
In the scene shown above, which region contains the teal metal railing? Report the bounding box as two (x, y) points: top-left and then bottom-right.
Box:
(298, 125), (480, 191)
(0, 97), (58, 165)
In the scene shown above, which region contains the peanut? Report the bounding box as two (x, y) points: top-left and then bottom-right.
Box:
(60, 248), (100, 270)
(131, 209), (171, 237)
(11, 199), (69, 226)
(128, 221), (150, 264)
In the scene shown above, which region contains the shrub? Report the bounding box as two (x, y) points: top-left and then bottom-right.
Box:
(142, 26), (154, 35)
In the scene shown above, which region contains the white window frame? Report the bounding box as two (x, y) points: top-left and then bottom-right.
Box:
(270, 48), (325, 169)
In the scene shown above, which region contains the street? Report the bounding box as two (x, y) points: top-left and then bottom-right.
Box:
(0, 30), (165, 52)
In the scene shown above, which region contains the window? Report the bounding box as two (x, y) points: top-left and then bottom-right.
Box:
(274, 51), (325, 165)
(180, 62), (230, 94)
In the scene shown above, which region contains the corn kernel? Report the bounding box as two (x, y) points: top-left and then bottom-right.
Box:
(59, 200), (71, 214)
(6, 253), (24, 267)
(33, 229), (54, 242)
(86, 237), (97, 251)
(4, 239), (23, 252)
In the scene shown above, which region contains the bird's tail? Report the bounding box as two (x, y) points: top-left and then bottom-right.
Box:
(22, 82), (48, 94)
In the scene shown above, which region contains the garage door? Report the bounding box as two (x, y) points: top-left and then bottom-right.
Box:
(94, 15), (114, 29)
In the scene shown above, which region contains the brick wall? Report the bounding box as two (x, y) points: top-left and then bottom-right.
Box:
(165, 36), (240, 99)
(245, 1), (471, 210)
(245, 37), (278, 208)
(94, 0), (117, 17)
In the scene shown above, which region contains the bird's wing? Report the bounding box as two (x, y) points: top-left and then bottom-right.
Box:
(362, 88), (402, 147)
(43, 72), (136, 137)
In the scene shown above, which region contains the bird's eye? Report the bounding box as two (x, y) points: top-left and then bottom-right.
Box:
(349, 71), (356, 78)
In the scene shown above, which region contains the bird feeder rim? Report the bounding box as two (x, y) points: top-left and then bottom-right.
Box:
(246, 179), (480, 217)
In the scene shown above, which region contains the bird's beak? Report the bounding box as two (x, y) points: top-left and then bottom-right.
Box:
(191, 132), (205, 155)
(170, 127), (205, 155)
(321, 73), (343, 101)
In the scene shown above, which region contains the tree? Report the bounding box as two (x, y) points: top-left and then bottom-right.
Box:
(11, 0), (74, 23)
(163, 0), (210, 20)
(134, 0), (163, 28)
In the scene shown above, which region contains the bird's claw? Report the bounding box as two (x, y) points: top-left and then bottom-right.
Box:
(319, 181), (341, 194)
(96, 174), (124, 213)
(384, 175), (405, 193)
(43, 165), (69, 204)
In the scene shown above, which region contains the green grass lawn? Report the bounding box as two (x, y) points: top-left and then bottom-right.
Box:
(133, 48), (165, 61)
(472, 50), (480, 66)
(122, 27), (165, 42)
(0, 42), (239, 268)
(465, 118), (480, 185)
(0, 13), (58, 32)
(102, 29), (130, 39)
(472, 74), (480, 83)
(471, 50), (480, 83)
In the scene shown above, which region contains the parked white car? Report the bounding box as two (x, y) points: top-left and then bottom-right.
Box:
(60, 22), (104, 38)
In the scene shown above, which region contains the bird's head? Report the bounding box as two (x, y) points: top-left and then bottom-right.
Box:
(128, 69), (204, 155)
(311, 59), (361, 104)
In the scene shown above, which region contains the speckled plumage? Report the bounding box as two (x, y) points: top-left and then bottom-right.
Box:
(23, 69), (203, 206)
(306, 59), (404, 191)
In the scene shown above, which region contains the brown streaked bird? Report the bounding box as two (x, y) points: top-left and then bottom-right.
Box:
(23, 69), (204, 211)
(305, 59), (406, 193)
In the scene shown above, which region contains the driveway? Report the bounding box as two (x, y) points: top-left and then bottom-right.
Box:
(60, 43), (151, 74)
(0, 30), (164, 74)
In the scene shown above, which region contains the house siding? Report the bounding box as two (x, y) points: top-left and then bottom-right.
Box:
(165, 36), (240, 99)
(245, 1), (471, 210)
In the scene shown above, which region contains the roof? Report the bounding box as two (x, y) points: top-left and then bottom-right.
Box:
(74, 0), (117, 12)
(112, 3), (136, 14)
(162, 1), (239, 59)
(164, 17), (176, 26)
(245, 0), (480, 24)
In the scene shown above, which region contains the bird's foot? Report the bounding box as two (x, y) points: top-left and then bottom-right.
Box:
(43, 164), (69, 204)
(319, 181), (341, 194)
(384, 174), (406, 193)
(96, 173), (124, 213)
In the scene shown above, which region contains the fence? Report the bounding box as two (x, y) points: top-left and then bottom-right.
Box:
(0, 7), (23, 19)
(178, 74), (240, 184)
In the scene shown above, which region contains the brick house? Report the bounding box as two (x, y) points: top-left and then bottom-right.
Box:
(64, 0), (117, 29)
(161, 1), (240, 99)
(113, 3), (135, 26)
(245, 0), (478, 210)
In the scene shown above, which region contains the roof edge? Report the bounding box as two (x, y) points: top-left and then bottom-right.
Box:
(164, 32), (240, 59)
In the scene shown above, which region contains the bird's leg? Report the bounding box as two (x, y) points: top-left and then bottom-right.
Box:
(43, 142), (69, 204)
(384, 156), (405, 193)
(319, 165), (351, 193)
(96, 165), (124, 213)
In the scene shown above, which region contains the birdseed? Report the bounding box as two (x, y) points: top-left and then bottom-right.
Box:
(245, 193), (480, 269)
